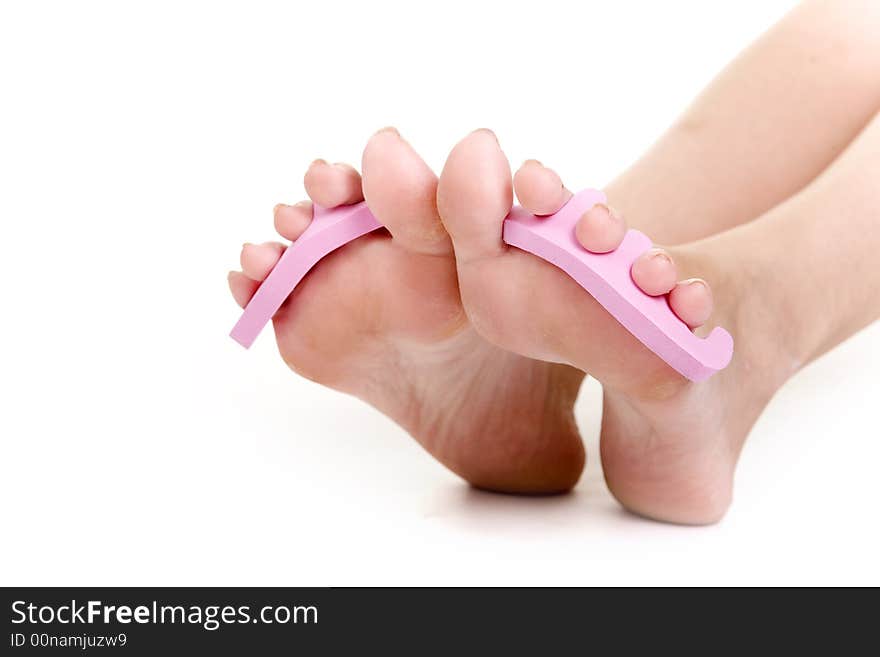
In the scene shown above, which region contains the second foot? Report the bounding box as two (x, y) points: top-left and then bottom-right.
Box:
(438, 130), (788, 524)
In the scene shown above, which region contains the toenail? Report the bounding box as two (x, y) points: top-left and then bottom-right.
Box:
(681, 278), (708, 291)
(374, 126), (400, 137)
(273, 203), (287, 214)
(587, 202), (616, 221)
(650, 250), (672, 265)
(471, 127), (499, 143)
(293, 200), (311, 209)
(521, 158), (543, 168)
(310, 158), (327, 168)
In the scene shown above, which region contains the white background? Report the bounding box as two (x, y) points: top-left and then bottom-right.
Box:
(2, 0), (878, 586)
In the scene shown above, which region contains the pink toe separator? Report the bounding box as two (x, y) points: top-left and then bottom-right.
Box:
(230, 189), (733, 381)
(229, 202), (380, 348)
(503, 189), (733, 382)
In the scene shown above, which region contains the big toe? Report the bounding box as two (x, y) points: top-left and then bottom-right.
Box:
(362, 127), (451, 256)
(437, 129), (513, 263)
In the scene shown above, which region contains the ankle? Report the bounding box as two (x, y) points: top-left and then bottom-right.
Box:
(680, 233), (804, 395)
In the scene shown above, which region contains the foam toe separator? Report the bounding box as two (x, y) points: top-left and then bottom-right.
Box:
(230, 189), (733, 381)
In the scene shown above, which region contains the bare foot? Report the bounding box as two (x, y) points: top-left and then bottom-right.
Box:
(229, 128), (586, 494)
(438, 131), (787, 523)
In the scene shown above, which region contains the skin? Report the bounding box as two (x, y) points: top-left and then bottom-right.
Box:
(604, 0), (880, 244)
(230, 129), (586, 494)
(438, 110), (880, 524)
(230, 0), (880, 523)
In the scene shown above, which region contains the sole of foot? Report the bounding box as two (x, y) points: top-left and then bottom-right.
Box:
(229, 128), (588, 495)
(438, 130), (786, 524)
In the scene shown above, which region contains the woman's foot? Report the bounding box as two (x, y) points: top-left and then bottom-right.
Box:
(229, 128), (586, 494)
(437, 130), (791, 524)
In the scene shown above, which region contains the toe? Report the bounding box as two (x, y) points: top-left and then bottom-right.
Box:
(437, 129), (513, 263)
(361, 127), (451, 255)
(240, 241), (285, 282)
(274, 201), (313, 241)
(303, 159), (364, 208)
(228, 271), (258, 308)
(631, 248), (678, 296)
(513, 159), (572, 216)
(669, 278), (714, 328)
(574, 203), (627, 253)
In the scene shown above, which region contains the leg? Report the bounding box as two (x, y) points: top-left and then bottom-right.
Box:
(604, 0), (880, 244)
(603, 108), (880, 523)
(706, 108), (880, 370)
(438, 110), (880, 523)
(511, 0), (880, 339)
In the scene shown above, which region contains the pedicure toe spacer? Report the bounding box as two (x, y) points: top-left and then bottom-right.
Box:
(230, 189), (733, 381)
